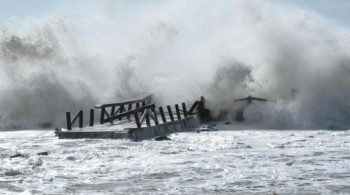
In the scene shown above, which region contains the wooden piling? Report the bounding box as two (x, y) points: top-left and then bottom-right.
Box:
(167, 105), (174, 121)
(119, 105), (125, 120)
(145, 112), (151, 127)
(182, 102), (187, 118)
(78, 110), (83, 128)
(100, 107), (106, 124)
(128, 103), (133, 111)
(66, 110), (83, 130)
(175, 104), (181, 120)
(140, 109), (147, 125)
(111, 106), (116, 116)
(66, 112), (72, 130)
(159, 107), (166, 123)
(188, 101), (199, 114)
(134, 112), (141, 128)
(151, 107), (159, 125)
(89, 109), (94, 126)
(127, 103), (133, 120)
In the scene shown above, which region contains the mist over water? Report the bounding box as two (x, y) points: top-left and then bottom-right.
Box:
(1, 0), (350, 130)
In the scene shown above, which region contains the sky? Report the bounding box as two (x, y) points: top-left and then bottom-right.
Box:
(278, 0), (350, 26)
(0, 0), (349, 27)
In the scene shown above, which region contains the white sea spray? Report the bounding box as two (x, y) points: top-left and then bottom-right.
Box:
(0, 0), (350, 129)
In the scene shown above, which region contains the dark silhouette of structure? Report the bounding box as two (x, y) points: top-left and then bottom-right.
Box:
(234, 95), (271, 104)
(155, 135), (171, 141)
(233, 96), (274, 122)
(291, 89), (298, 101)
(197, 96), (211, 122)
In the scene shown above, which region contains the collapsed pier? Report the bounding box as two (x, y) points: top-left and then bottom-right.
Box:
(56, 95), (201, 141)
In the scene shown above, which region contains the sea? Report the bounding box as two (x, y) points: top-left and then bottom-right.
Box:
(1, 128), (350, 194)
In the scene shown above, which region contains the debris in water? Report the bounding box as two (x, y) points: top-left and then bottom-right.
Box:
(4, 169), (22, 176)
(155, 136), (171, 141)
(9, 153), (24, 158)
(37, 152), (49, 156)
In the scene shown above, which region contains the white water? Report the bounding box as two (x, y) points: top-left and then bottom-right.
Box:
(1, 0), (350, 130)
(1, 129), (350, 194)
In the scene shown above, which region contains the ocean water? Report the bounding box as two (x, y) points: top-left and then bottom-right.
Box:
(1, 129), (350, 194)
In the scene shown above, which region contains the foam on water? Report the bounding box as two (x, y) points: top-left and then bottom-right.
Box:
(1, 129), (350, 194)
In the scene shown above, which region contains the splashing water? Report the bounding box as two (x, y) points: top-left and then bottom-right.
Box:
(1, 130), (350, 194)
(0, 0), (350, 130)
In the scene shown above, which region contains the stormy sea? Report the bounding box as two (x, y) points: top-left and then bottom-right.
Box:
(1, 0), (350, 194)
(1, 129), (350, 194)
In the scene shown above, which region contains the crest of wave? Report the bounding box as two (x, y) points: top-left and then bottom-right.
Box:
(0, 0), (350, 129)
(0, 20), (148, 129)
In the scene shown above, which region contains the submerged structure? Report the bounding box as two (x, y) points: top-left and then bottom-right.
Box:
(56, 95), (201, 141)
(233, 96), (275, 122)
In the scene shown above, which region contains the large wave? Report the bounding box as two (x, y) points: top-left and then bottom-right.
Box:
(0, 0), (350, 130)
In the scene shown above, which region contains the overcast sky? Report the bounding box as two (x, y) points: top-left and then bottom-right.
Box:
(0, 0), (349, 26)
(278, 0), (350, 26)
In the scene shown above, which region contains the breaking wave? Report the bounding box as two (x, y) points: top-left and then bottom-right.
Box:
(1, 0), (350, 129)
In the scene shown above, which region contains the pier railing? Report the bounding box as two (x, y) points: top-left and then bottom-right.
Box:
(65, 95), (200, 130)
(94, 95), (153, 124)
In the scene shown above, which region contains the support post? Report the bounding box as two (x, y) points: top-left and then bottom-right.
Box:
(67, 110), (83, 130)
(111, 106), (116, 116)
(175, 104), (181, 120)
(134, 112), (141, 128)
(145, 111), (151, 127)
(188, 101), (199, 114)
(159, 107), (166, 123)
(98, 107), (112, 124)
(167, 105), (174, 121)
(100, 107), (106, 124)
(127, 103), (133, 120)
(140, 109), (147, 125)
(119, 105), (125, 120)
(151, 107), (159, 125)
(89, 109), (94, 126)
(182, 102), (187, 118)
(120, 105), (125, 113)
(128, 103), (133, 111)
(78, 110), (83, 128)
(66, 112), (72, 130)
